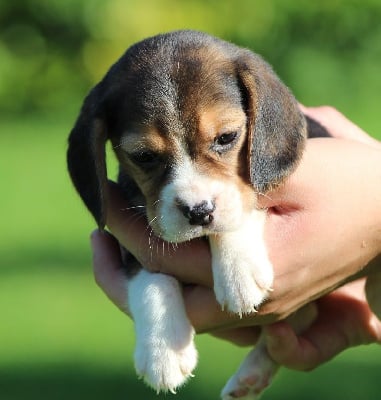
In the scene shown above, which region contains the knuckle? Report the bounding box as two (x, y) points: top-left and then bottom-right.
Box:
(317, 105), (341, 118)
(367, 315), (381, 344)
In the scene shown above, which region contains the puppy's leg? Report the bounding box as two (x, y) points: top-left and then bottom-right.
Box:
(127, 269), (198, 393)
(210, 210), (273, 316)
(221, 303), (318, 400)
(221, 338), (278, 400)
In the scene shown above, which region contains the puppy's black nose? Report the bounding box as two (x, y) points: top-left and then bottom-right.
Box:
(177, 200), (215, 226)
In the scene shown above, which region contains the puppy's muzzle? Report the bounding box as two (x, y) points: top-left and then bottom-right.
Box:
(176, 198), (216, 226)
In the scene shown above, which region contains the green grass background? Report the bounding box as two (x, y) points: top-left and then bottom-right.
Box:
(1, 1), (381, 399)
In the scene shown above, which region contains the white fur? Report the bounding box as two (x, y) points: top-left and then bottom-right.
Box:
(158, 154), (273, 315)
(210, 210), (273, 315)
(127, 145), (286, 398)
(127, 269), (198, 393)
(221, 339), (278, 400)
(159, 155), (245, 242)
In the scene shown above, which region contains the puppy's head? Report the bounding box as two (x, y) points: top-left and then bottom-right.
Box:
(67, 30), (306, 240)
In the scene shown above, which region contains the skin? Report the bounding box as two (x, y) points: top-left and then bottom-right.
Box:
(91, 106), (381, 370)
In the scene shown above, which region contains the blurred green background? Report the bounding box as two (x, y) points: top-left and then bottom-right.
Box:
(1, 1), (380, 399)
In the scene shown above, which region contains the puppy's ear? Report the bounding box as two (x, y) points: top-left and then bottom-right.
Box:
(236, 51), (307, 193)
(67, 85), (108, 228)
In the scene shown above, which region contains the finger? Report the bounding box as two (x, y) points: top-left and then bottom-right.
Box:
(265, 318), (361, 371)
(211, 326), (261, 347)
(90, 229), (129, 313)
(300, 105), (381, 148)
(106, 182), (213, 287)
(183, 285), (235, 332)
(183, 284), (275, 334)
(264, 280), (381, 371)
(263, 322), (321, 371)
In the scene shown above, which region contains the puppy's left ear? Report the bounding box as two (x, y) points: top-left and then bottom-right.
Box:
(236, 51), (307, 193)
(67, 84), (108, 228)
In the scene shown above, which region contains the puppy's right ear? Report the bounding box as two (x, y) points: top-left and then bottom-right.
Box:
(67, 85), (108, 228)
(235, 50), (307, 193)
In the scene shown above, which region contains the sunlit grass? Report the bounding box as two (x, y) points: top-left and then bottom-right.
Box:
(0, 269), (130, 366)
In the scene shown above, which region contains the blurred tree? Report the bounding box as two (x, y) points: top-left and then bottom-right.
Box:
(0, 0), (380, 134)
(0, 0), (90, 114)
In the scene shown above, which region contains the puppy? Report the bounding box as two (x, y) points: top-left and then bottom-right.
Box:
(67, 30), (329, 399)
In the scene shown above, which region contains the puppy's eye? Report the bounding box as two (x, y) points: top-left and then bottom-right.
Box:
(212, 131), (239, 154)
(216, 132), (238, 146)
(130, 150), (158, 166)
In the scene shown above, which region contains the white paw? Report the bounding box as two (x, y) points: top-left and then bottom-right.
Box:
(214, 270), (271, 315)
(134, 338), (198, 393)
(209, 212), (274, 316)
(213, 255), (273, 315)
(221, 345), (278, 399)
(127, 270), (199, 393)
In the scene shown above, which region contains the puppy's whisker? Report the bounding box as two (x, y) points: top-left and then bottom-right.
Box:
(146, 225), (160, 262)
(121, 205), (147, 212)
(145, 224), (156, 251)
(149, 231), (155, 262)
(168, 241), (180, 257)
(149, 216), (157, 224)
(256, 192), (274, 203)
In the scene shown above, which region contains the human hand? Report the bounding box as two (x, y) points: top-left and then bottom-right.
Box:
(93, 106), (381, 348)
(257, 106), (381, 369)
(90, 228), (381, 360)
(255, 107), (381, 319)
(263, 279), (381, 370)
(299, 105), (381, 147)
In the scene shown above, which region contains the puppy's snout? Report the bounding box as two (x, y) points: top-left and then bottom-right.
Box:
(177, 199), (215, 226)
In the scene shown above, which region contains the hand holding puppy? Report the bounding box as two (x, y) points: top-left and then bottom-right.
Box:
(92, 106), (381, 366)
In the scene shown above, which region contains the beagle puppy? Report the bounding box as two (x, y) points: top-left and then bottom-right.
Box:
(67, 30), (329, 399)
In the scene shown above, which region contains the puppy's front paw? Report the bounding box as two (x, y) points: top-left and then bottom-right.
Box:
(210, 216), (274, 316)
(213, 255), (273, 315)
(134, 338), (198, 393)
(214, 270), (271, 315)
(128, 271), (198, 393)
